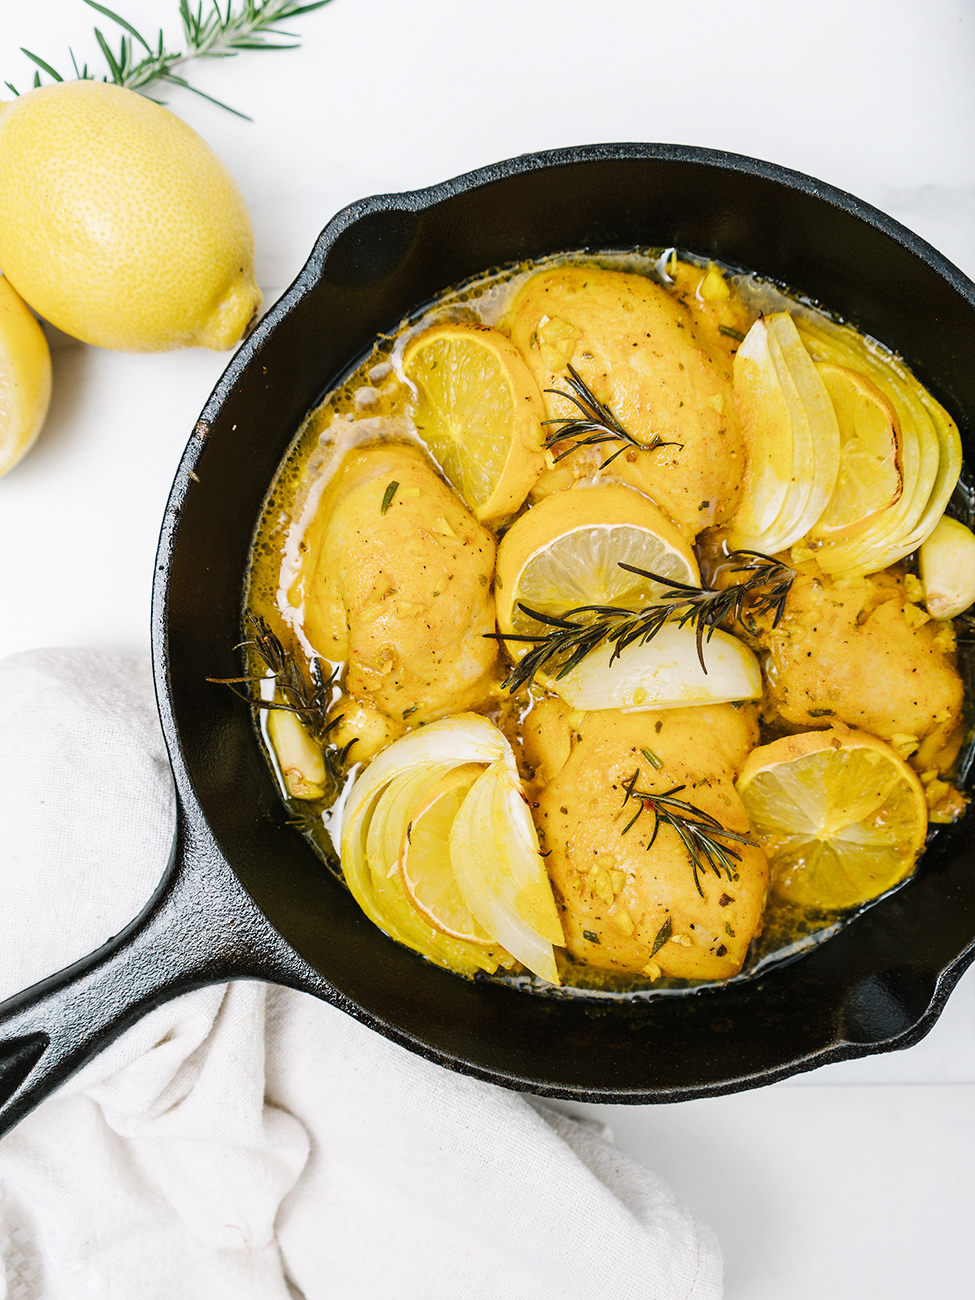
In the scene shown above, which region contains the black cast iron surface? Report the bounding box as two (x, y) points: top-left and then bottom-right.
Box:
(2, 142), (975, 1134)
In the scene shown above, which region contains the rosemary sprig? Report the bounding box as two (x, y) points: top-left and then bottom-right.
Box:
(9, 0), (333, 117)
(208, 614), (355, 782)
(542, 364), (683, 470)
(621, 768), (756, 899)
(490, 550), (796, 692)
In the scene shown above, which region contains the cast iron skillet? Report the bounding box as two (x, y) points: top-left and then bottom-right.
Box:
(2, 142), (975, 1136)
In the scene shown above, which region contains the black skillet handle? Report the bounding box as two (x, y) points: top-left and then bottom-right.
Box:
(0, 801), (323, 1139)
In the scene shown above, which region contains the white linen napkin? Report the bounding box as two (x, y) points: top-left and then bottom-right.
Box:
(0, 648), (723, 1300)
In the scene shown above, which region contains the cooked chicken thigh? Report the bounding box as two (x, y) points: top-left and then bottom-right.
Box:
(754, 569), (964, 773)
(506, 266), (745, 535)
(525, 700), (768, 981)
(298, 443), (498, 723)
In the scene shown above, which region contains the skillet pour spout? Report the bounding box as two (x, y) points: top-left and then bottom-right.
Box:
(1, 143), (975, 1135)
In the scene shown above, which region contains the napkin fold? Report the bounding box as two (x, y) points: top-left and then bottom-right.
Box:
(0, 649), (723, 1300)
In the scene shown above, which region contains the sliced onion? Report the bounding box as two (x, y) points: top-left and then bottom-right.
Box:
(491, 763), (564, 947)
(731, 313), (840, 555)
(340, 712), (507, 856)
(449, 760), (562, 984)
(762, 313), (840, 547)
(339, 712), (556, 978)
(730, 318), (793, 539)
(353, 763), (496, 976)
(551, 622), (762, 712)
(796, 314), (959, 575)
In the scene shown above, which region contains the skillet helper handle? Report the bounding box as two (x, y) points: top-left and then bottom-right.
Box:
(0, 807), (314, 1139)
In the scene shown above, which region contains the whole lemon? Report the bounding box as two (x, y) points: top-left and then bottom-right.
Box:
(0, 273), (51, 476)
(0, 81), (262, 352)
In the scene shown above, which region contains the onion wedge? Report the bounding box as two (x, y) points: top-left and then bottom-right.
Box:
(729, 314), (840, 555)
(340, 712), (563, 979)
(550, 622), (762, 711)
(795, 315), (959, 575)
(449, 759), (563, 983)
(341, 712), (508, 854)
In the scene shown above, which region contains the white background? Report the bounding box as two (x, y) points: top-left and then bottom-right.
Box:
(2, 1), (975, 1294)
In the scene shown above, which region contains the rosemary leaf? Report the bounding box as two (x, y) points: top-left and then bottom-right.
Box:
(94, 27), (124, 82)
(208, 614), (354, 787)
(650, 915), (673, 957)
(621, 768), (756, 899)
(490, 550), (795, 692)
(7, 0), (334, 111)
(542, 364), (682, 470)
(381, 480), (399, 514)
(85, 1), (154, 52)
(19, 50), (65, 82)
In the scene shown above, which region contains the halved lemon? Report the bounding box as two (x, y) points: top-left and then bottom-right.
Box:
(736, 728), (928, 911)
(494, 484), (700, 655)
(400, 762), (492, 944)
(0, 273), (51, 477)
(401, 321), (546, 523)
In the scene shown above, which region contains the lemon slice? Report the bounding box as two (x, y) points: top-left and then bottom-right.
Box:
(365, 763), (462, 947)
(736, 728), (928, 911)
(0, 274), (52, 477)
(402, 322), (545, 523)
(494, 484), (699, 654)
(809, 363), (903, 541)
(400, 763), (492, 943)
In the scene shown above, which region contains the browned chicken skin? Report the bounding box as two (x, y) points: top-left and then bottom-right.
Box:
(297, 443), (498, 724)
(525, 700), (768, 981)
(753, 568), (964, 773)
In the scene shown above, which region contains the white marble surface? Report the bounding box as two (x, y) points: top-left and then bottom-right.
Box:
(2, 0), (975, 1293)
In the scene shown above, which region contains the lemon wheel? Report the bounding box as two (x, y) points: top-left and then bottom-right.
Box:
(401, 322), (545, 522)
(736, 728), (928, 911)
